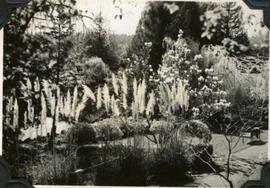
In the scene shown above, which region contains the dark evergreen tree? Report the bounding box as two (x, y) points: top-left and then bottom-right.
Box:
(165, 2), (202, 40)
(201, 2), (249, 49)
(42, 3), (75, 150)
(84, 14), (119, 71)
(128, 1), (201, 72)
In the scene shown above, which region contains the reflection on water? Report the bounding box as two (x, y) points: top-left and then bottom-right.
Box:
(19, 117), (71, 141)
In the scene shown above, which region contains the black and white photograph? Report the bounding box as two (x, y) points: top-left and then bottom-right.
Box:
(1, 0), (269, 187)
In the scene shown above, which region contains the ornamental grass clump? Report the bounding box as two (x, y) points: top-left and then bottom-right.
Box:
(43, 82), (96, 122)
(93, 142), (193, 186)
(158, 81), (189, 116)
(92, 71), (191, 128)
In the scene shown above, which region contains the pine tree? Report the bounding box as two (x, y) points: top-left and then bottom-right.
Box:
(220, 3), (244, 39)
(42, 3), (75, 152)
(84, 13), (119, 71)
(201, 2), (249, 48)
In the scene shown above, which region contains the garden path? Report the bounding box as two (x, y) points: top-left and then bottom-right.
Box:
(186, 130), (268, 187)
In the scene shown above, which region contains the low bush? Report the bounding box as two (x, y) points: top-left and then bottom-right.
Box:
(124, 118), (149, 136)
(149, 119), (212, 144)
(178, 120), (212, 143)
(149, 120), (169, 134)
(65, 122), (99, 145)
(65, 118), (214, 185)
(92, 118), (125, 141)
(21, 150), (77, 185)
(93, 117), (149, 140)
(79, 103), (108, 123)
(149, 119), (174, 145)
(91, 118), (198, 186)
(78, 57), (111, 88)
(95, 146), (149, 186)
(93, 143), (193, 186)
(171, 119), (215, 173)
(149, 141), (194, 186)
(65, 118), (126, 145)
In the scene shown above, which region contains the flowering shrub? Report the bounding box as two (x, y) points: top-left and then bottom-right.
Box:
(200, 45), (228, 67)
(155, 30), (230, 118)
(120, 117), (147, 137)
(125, 42), (154, 84)
(125, 54), (154, 82)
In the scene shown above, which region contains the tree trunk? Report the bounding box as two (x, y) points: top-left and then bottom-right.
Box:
(49, 23), (61, 151)
(227, 179), (233, 188)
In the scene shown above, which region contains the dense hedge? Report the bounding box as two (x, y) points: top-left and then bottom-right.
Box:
(65, 118), (125, 145)
(65, 117), (153, 145)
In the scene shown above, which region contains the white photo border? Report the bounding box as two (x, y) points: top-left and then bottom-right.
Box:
(0, 0), (269, 187)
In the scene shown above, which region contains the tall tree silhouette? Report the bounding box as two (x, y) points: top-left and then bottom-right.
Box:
(129, 1), (201, 72)
(84, 13), (119, 71)
(201, 2), (249, 47)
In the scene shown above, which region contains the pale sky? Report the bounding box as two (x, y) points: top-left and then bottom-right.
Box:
(76, 0), (145, 35)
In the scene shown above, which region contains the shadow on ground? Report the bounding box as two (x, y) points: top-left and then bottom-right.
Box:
(247, 140), (267, 146)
